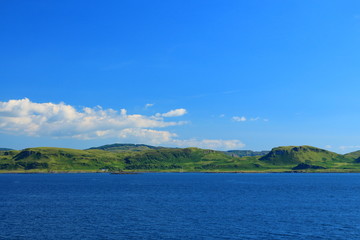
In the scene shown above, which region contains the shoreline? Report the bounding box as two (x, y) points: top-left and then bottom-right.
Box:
(2, 169), (360, 174)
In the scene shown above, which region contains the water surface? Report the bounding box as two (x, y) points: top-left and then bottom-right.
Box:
(1, 173), (360, 239)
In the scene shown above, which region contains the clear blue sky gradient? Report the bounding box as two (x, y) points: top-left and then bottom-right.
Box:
(1, 0), (360, 152)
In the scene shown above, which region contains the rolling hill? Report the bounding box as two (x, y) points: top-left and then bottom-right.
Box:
(259, 145), (354, 169)
(87, 143), (165, 152)
(344, 150), (360, 160)
(0, 148), (14, 151)
(0, 144), (360, 172)
(225, 150), (270, 157)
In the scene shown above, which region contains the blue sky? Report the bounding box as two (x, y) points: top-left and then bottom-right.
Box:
(1, 0), (360, 153)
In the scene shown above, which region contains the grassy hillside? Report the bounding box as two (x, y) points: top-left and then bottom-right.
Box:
(344, 150), (360, 160)
(225, 150), (269, 157)
(88, 143), (165, 152)
(122, 148), (265, 171)
(0, 147), (129, 171)
(1, 144), (360, 173)
(259, 145), (353, 169)
(0, 146), (265, 172)
(0, 150), (20, 170)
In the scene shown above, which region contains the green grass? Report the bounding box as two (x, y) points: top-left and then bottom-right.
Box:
(344, 150), (360, 161)
(259, 145), (352, 166)
(1, 145), (360, 173)
(87, 143), (164, 152)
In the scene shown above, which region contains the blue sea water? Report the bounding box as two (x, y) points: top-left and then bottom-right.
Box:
(1, 173), (360, 239)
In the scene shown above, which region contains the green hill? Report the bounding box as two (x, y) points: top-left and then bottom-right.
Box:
(0, 148), (14, 151)
(88, 143), (165, 152)
(344, 150), (360, 160)
(0, 150), (21, 170)
(0, 146), (264, 172)
(1, 144), (360, 173)
(122, 147), (263, 171)
(225, 150), (269, 157)
(291, 163), (326, 170)
(1, 147), (127, 171)
(259, 145), (352, 168)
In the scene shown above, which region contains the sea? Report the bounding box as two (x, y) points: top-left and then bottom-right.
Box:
(1, 173), (360, 239)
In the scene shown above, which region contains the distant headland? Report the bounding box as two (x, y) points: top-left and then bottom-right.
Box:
(1, 143), (360, 173)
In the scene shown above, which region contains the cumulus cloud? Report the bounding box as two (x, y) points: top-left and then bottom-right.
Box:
(160, 108), (187, 117)
(0, 98), (184, 139)
(145, 103), (154, 109)
(339, 145), (360, 151)
(171, 139), (245, 150)
(232, 116), (268, 122)
(118, 128), (177, 145)
(0, 98), (245, 150)
(232, 116), (246, 122)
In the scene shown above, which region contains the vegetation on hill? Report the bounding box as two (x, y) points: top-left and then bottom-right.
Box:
(259, 145), (351, 168)
(344, 150), (360, 160)
(225, 150), (269, 157)
(87, 143), (165, 152)
(0, 148), (14, 151)
(0, 147), (126, 171)
(0, 144), (360, 173)
(122, 148), (265, 171)
(292, 163), (326, 170)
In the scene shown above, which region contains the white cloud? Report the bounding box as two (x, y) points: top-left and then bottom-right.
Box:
(339, 145), (360, 151)
(325, 145), (332, 149)
(232, 116), (246, 122)
(160, 108), (187, 117)
(145, 103), (154, 109)
(0, 98), (184, 139)
(232, 116), (269, 122)
(171, 139), (245, 150)
(0, 99), (245, 150)
(118, 128), (176, 145)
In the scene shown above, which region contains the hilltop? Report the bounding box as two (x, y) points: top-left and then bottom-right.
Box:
(0, 146), (256, 172)
(225, 150), (270, 157)
(88, 143), (165, 152)
(1, 144), (360, 173)
(260, 145), (347, 164)
(89, 144), (270, 157)
(344, 150), (360, 161)
(259, 145), (355, 170)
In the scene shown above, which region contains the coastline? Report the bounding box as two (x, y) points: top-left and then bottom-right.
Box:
(2, 169), (360, 174)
